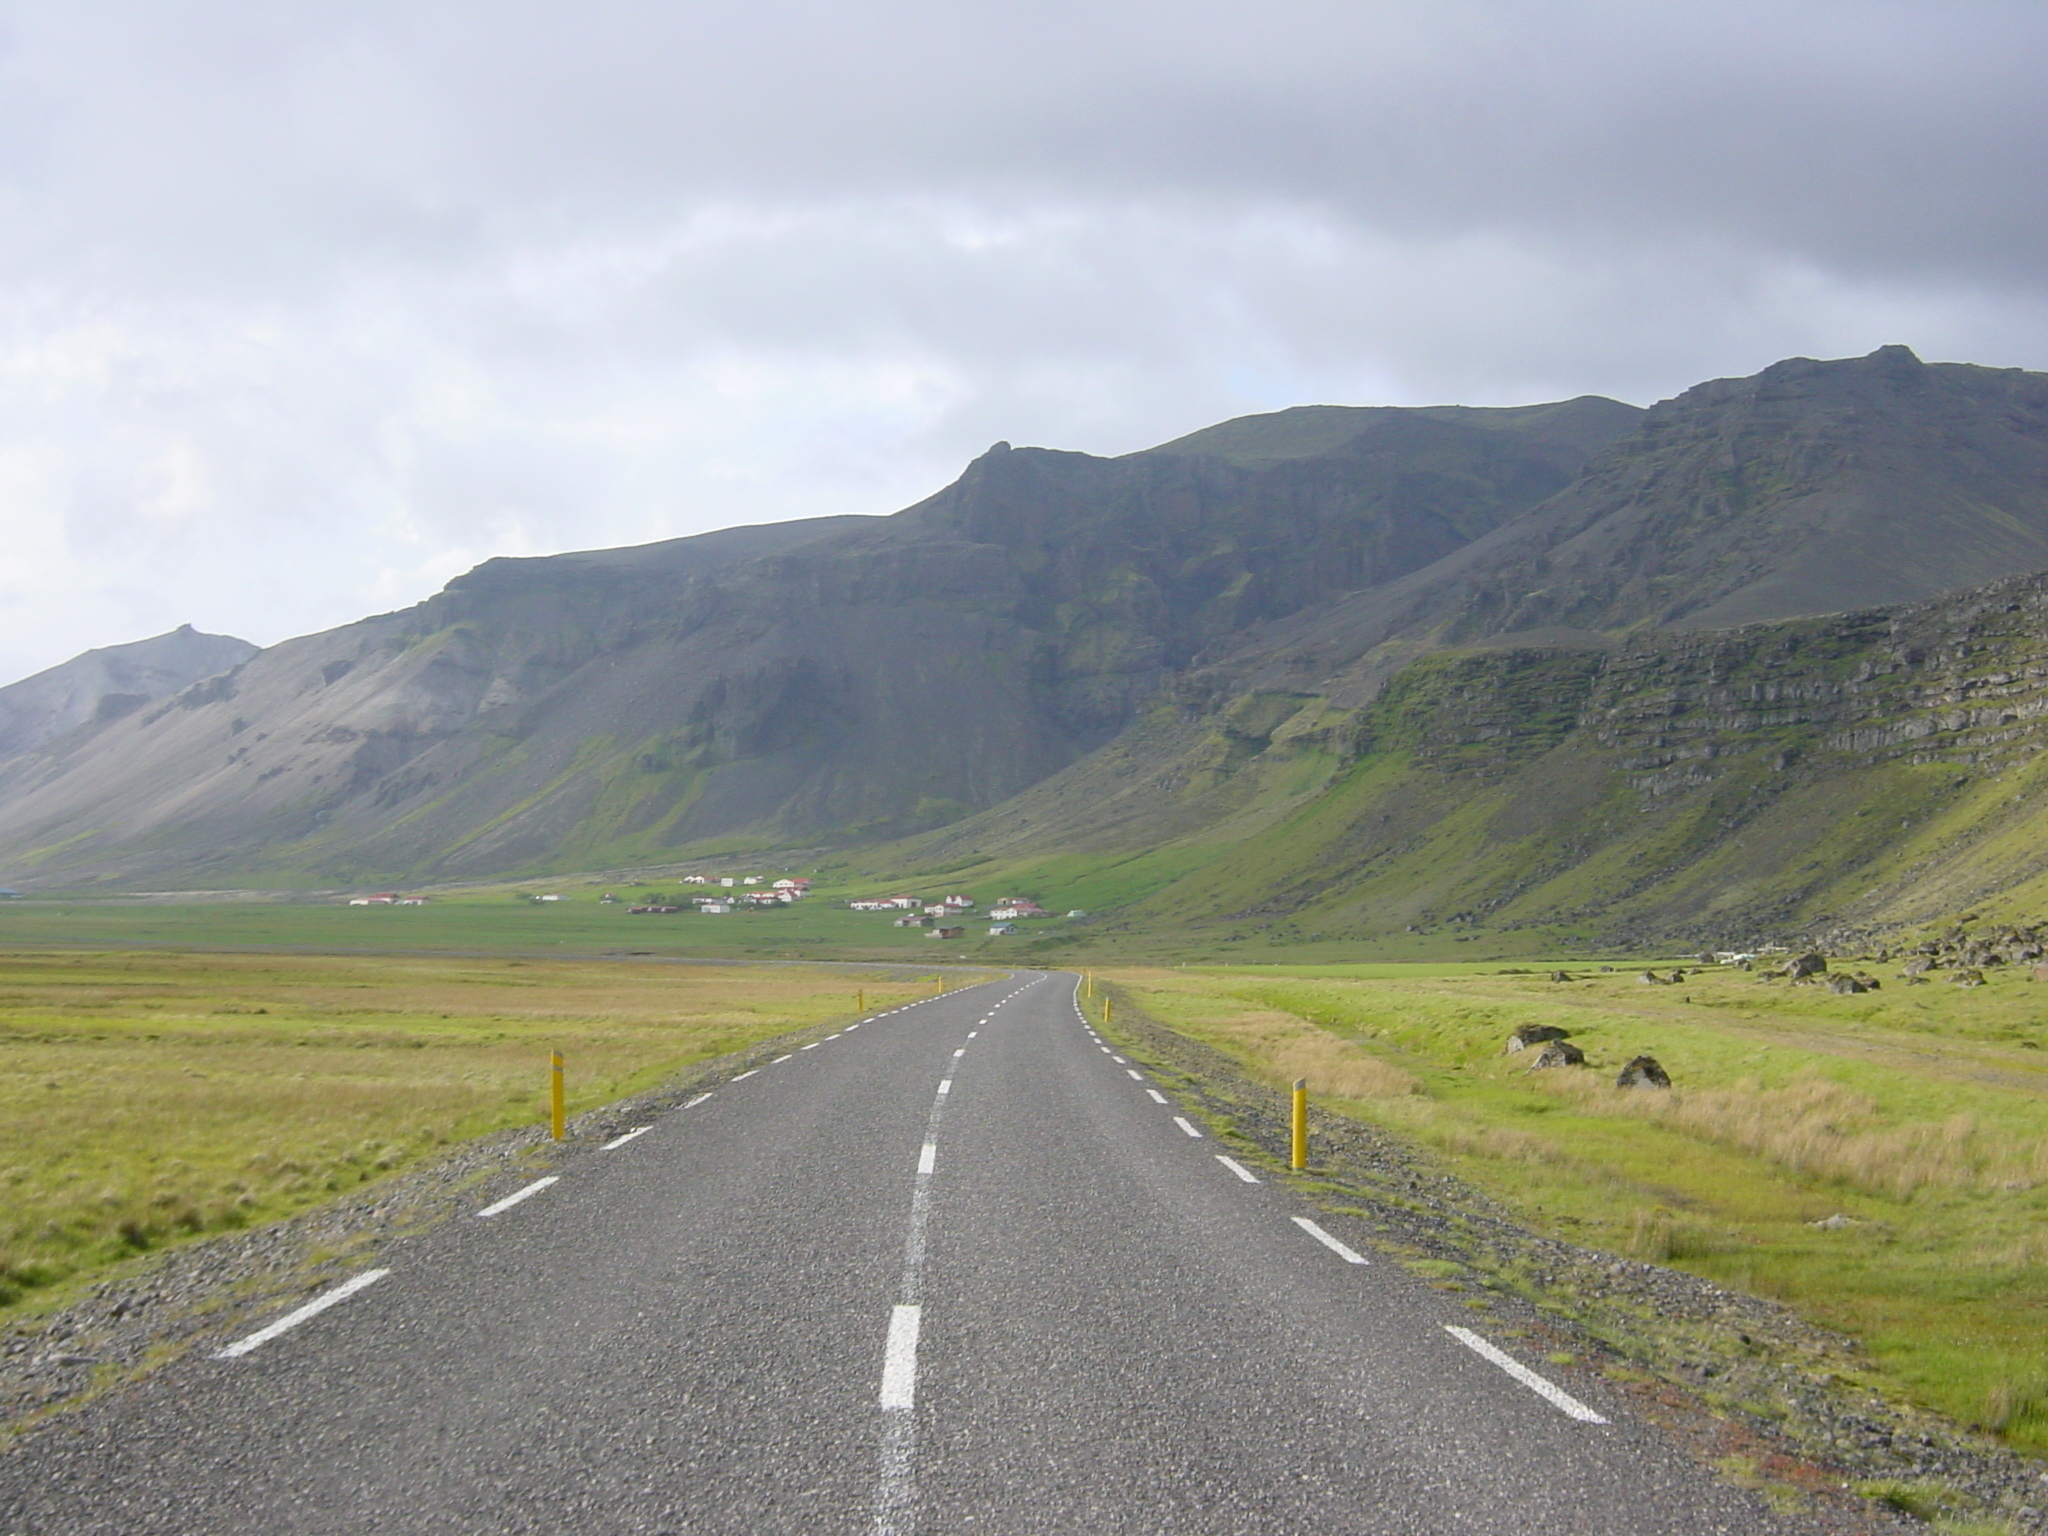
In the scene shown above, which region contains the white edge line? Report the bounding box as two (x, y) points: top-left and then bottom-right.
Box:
(1216, 1155), (1260, 1184)
(476, 1175), (560, 1217)
(1444, 1326), (1607, 1423)
(773, 1054), (793, 1063)
(1125, 1069), (1144, 1080)
(684, 1092), (712, 1108)
(216, 1269), (390, 1358)
(731, 1069), (757, 1081)
(1145, 1089), (1169, 1104)
(1173, 1116), (1203, 1138)
(880, 1304), (922, 1408)
(1292, 1215), (1368, 1264)
(602, 1126), (652, 1150)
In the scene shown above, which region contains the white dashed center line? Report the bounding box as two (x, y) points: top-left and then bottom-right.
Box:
(1145, 1089), (1169, 1104)
(1215, 1156), (1260, 1184)
(1292, 1216), (1368, 1263)
(476, 1177), (559, 1218)
(1173, 1117), (1203, 1138)
(602, 1126), (652, 1150)
(1110, 1055), (1127, 1064)
(952, 1048), (966, 1058)
(684, 1093), (712, 1108)
(773, 1054), (794, 1063)
(802, 1042), (821, 1050)
(879, 1303), (922, 1409)
(1444, 1327), (1607, 1423)
(731, 1070), (757, 1081)
(215, 1269), (390, 1359)
(873, 1053), (956, 1533)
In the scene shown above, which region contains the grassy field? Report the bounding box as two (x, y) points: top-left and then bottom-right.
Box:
(0, 888), (1016, 959)
(0, 949), (954, 1319)
(1103, 959), (2048, 1455)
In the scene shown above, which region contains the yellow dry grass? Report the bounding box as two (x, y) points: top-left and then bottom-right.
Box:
(1103, 978), (1418, 1101)
(1549, 1070), (2048, 1198)
(0, 949), (948, 1315)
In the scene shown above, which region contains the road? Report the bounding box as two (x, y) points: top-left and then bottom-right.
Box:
(0, 970), (1800, 1534)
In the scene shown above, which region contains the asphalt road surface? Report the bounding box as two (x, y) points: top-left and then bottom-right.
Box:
(0, 970), (1800, 1534)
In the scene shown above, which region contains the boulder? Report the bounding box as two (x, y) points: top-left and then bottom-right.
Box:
(1527, 1040), (1586, 1070)
(1827, 975), (1867, 995)
(1637, 970), (1667, 985)
(2032, 963), (2048, 983)
(1951, 969), (1986, 988)
(1616, 1055), (1671, 1089)
(1696, 952), (1717, 965)
(1505, 1023), (1572, 1053)
(1784, 952), (1828, 979)
(1549, 970), (1574, 983)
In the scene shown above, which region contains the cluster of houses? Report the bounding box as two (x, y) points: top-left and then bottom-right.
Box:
(625, 877), (812, 916)
(345, 892), (428, 906)
(847, 892), (1069, 938)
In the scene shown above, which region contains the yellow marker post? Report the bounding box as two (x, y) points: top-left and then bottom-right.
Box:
(550, 1051), (566, 1142)
(858, 989), (865, 1014)
(934, 974), (943, 996)
(1104, 997), (1112, 1024)
(1291, 1079), (1308, 1171)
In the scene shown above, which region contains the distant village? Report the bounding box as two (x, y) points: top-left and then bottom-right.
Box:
(846, 891), (1082, 937)
(341, 875), (1082, 936)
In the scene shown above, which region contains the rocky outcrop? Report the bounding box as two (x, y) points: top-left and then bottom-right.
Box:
(1616, 1055), (1671, 1090)
(1504, 1023), (1572, 1053)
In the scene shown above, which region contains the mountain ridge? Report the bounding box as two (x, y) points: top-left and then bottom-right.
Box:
(0, 396), (1628, 886)
(0, 625), (258, 760)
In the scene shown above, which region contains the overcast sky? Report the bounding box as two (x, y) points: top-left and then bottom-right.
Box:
(0, 0), (2043, 684)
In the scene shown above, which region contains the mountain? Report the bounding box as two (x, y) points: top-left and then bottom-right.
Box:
(1220, 347), (2048, 702)
(14, 343), (2048, 951)
(0, 626), (258, 760)
(0, 399), (1632, 887)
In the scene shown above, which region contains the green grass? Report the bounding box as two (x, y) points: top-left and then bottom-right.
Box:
(1107, 959), (2048, 1455)
(0, 949), (952, 1319)
(0, 887), (1041, 960)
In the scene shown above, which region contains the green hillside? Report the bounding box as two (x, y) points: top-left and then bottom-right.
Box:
(865, 569), (2048, 957)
